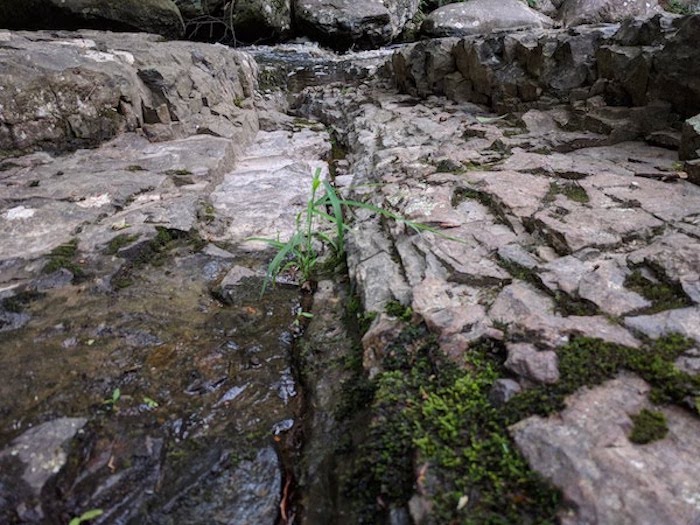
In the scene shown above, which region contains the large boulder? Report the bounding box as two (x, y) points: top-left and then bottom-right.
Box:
(0, 30), (258, 157)
(559, 0), (662, 26)
(0, 0), (184, 38)
(421, 0), (554, 38)
(294, 0), (420, 50)
(225, 0), (291, 42)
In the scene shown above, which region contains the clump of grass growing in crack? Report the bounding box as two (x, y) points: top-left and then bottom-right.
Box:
(250, 168), (439, 294)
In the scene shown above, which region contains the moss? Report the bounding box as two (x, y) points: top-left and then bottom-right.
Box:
(452, 186), (509, 225)
(544, 182), (589, 204)
(126, 165), (145, 172)
(497, 258), (599, 316)
(629, 409), (669, 444)
(43, 239), (85, 278)
(503, 334), (698, 422)
(165, 168), (193, 177)
(435, 158), (465, 174)
(103, 233), (140, 255)
(385, 300), (413, 322)
(624, 268), (692, 313)
(110, 227), (204, 289)
(343, 327), (562, 524)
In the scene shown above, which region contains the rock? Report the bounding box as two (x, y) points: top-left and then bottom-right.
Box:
(0, 0), (184, 38)
(209, 127), (331, 249)
(650, 15), (700, 117)
(627, 233), (700, 304)
(511, 375), (700, 525)
(505, 343), (560, 384)
(490, 282), (640, 348)
(680, 114), (700, 161)
(0, 30), (257, 157)
(489, 378), (523, 406)
(625, 307), (700, 342)
(0, 418), (87, 499)
(558, 0), (661, 26)
(294, 0), (420, 50)
(421, 0), (553, 38)
(225, 0), (291, 42)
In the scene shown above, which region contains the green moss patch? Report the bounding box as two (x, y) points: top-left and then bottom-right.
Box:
(43, 239), (85, 279)
(629, 409), (669, 444)
(544, 182), (589, 204)
(504, 334), (698, 422)
(624, 268), (692, 314)
(342, 326), (562, 524)
(103, 233), (141, 255)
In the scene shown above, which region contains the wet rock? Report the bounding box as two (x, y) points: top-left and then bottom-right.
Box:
(511, 375), (700, 525)
(421, 0), (553, 38)
(0, 309), (31, 332)
(0, 418), (87, 496)
(0, 0), (185, 38)
(216, 266), (258, 303)
(489, 378), (523, 406)
(505, 342), (560, 384)
(159, 447), (281, 524)
(558, 0), (661, 26)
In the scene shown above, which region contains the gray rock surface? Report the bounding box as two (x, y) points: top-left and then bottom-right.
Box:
(0, 0), (184, 38)
(421, 0), (554, 38)
(505, 342), (560, 384)
(0, 30), (258, 157)
(559, 0), (662, 26)
(680, 114), (700, 161)
(511, 375), (700, 525)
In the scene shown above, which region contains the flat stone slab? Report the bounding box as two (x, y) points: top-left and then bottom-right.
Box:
(511, 375), (700, 525)
(210, 128), (330, 249)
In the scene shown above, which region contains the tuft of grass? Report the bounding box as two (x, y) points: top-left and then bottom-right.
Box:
(250, 168), (438, 294)
(629, 409), (669, 444)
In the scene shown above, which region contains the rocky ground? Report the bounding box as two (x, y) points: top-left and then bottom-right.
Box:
(1, 14), (700, 525)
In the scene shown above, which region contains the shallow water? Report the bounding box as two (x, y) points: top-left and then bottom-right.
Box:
(0, 248), (303, 523)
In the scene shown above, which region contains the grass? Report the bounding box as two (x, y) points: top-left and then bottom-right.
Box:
(250, 168), (439, 294)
